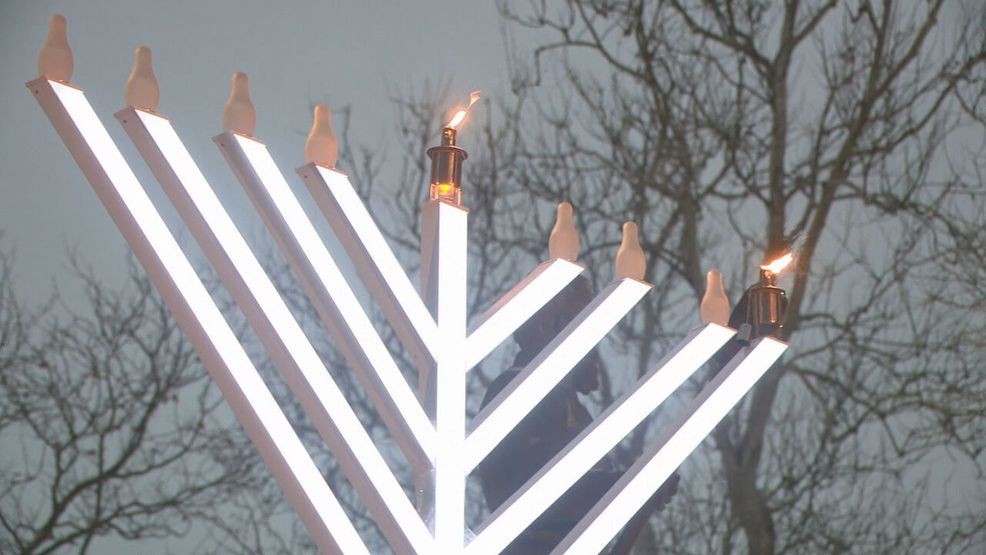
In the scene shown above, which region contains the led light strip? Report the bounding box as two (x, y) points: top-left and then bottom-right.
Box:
(465, 278), (652, 472)
(299, 165), (439, 372)
(116, 109), (433, 554)
(552, 338), (788, 554)
(420, 201), (469, 551)
(464, 259), (584, 372)
(467, 323), (737, 555)
(215, 132), (434, 469)
(28, 78), (369, 555)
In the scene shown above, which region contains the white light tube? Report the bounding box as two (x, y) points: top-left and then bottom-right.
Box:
(28, 79), (369, 555)
(116, 109), (433, 554)
(215, 133), (434, 469)
(466, 278), (652, 472)
(422, 201), (469, 551)
(467, 324), (736, 555)
(299, 165), (439, 370)
(552, 338), (787, 554)
(465, 259), (583, 372)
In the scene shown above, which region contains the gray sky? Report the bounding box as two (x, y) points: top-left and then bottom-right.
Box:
(1, 0), (517, 307)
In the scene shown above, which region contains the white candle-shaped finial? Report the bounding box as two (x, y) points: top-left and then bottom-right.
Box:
(222, 72), (256, 136)
(124, 46), (159, 111)
(548, 201), (580, 261)
(700, 269), (730, 326)
(38, 14), (73, 82)
(305, 104), (338, 168)
(615, 221), (646, 280)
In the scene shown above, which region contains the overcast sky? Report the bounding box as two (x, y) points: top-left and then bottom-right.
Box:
(2, 0), (522, 308)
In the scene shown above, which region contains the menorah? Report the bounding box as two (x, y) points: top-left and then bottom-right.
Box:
(28, 27), (787, 554)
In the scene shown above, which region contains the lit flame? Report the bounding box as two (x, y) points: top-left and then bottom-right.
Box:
(760, 252), (794, 275)
(446, 90), (481, 129)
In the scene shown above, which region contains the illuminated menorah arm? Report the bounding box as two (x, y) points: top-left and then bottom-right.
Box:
(213, 132), (434, 471)
(465, 277), (652, 470)
(297, 164), (441, 380)
(295, 168), (583, 383)
(417, 202), (658, 549)
(114, 107), (434, 554)
(463, 258), (585, 372)
(26, 78), (368, 555)
(419, 200), (469, 550)
(553, 337), (788, 554)
(464, 326), (777, 554)
(298, 165), (587, 550)
(463, 324), (734, 553)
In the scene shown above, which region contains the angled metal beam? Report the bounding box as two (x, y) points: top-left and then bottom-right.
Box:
(465, 278), (652, 472)
(27, 78), (368, 555)
(299, 165), (439, 375)
(214, 132), (434, 470)
(464, 259), (584, 372)
(466, 323), (736, 555)
(115, 108), (433, 555)
(551, 337), (788, 554)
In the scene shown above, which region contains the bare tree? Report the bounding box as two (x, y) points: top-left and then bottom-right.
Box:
(331, 1), (986, 553)
(395, 0), (985, 553)
(189, 245), (401, 555)
(0, 254), (246, 554)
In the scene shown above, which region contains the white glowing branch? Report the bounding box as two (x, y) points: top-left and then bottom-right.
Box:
(214, 132), (434, 469)
(465, 278), (652, 472)
(552, 338), (788, 554)
(28, 79), (369, 555)
(464, 259), (584, 372)
(299, 165), (439, 372)
(419, 200), (469, 551)
(116, 109), (434, 554)
(467, 323), (737, 555)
